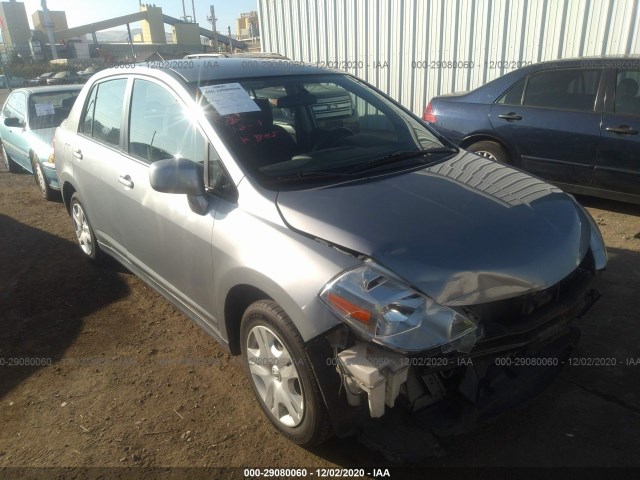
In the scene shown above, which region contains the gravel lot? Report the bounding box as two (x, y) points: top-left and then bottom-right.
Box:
(1, 94), (640, 474)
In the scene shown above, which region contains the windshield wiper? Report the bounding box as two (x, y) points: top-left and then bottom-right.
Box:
(268, 169), (355, 184)
(349, 146), (458, 173)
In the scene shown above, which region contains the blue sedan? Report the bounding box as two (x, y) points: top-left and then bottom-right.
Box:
(424, 56), (640, 204)
(1, 85), (81, 200)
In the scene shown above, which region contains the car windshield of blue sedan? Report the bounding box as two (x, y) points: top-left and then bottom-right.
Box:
(28, 91), (79, 130)
(196, 74), (453, 184)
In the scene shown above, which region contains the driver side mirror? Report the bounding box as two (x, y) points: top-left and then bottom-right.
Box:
(4, 117), (24, 128)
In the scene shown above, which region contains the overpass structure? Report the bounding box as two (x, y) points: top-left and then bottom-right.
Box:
(53, 10), (247, 50)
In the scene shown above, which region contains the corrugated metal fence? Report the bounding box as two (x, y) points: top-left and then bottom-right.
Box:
(258, 0), (640, 115)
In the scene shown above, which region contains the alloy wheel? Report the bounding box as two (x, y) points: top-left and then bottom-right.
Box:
(475, 150), (499, 162)
(72, 202), (94, 256)
(246, 325), (304, 427)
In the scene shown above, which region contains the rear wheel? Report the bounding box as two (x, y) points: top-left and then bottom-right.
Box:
(467, 140), (509, 164)
(240, 300), (332, 447)
(2, 143), (21, 173)
(69, 193), (102, 262)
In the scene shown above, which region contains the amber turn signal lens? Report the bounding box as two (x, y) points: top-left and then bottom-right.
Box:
(326, 292), (371, 324)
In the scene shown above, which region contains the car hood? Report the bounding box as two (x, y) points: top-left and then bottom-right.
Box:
(28, 127), (56, 158)
(276, 152), (592, 306)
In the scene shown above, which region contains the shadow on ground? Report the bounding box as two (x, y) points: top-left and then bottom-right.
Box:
(576, 195), (640, 217)
(0, 214), (130, 399)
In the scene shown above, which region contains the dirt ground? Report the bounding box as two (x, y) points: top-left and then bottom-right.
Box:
(1, 147), (640, 475)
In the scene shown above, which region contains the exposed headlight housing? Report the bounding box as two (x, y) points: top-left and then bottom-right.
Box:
(320, 264), (478, 353)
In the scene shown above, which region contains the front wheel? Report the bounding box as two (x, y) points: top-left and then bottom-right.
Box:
(240, 300), (332, 447)
(467, 140), (509, 164)
(69, 193), (103, 262)
(33, 158), (55, 201)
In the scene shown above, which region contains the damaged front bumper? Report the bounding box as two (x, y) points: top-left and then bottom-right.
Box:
(305, 264), (601, 441)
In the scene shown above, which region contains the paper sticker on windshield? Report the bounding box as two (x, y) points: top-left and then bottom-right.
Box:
(199, 83), (261, 116)
(35, 103), (55, 116)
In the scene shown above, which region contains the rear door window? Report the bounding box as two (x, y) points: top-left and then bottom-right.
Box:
(523, 69), (602, 111)
(81, 86), (97, 135)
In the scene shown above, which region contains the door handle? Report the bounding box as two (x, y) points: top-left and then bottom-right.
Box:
(118, 175), (134, 189)
(498, 113), (522, 121)
(72, 148), (83, 159)
(605, 125), (638, 135)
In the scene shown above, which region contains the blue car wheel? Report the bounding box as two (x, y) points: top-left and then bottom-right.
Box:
(33, 157), (55, 201)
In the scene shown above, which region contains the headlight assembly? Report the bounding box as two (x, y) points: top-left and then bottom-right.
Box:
(320, 264), (478, 353)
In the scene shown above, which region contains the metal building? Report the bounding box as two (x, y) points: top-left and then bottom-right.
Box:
(258, 0), (640, 115)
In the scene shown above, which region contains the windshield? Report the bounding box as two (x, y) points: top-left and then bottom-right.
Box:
(194, 74), (452, 187)
(28, 91), (79, 130)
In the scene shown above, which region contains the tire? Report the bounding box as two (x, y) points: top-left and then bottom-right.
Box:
(240, 300), (332, 447)
(2, 143), (21, 173)
(33, 157), (55, 201)
(69, 193), (103, 262)
(467, 140), (509, 164)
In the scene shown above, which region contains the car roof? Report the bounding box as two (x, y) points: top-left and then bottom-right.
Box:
(445, 54), (640, 102)
(12, 85), (83, 95)
(526, 54), (640, 70)
(184, 53), (227, 58)
(229, 52), (289, 59)
(99, 58), (344, 84)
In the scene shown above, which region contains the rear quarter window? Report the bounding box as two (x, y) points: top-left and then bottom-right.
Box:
(80, 79), (127, 147)
(497, 78), (526, 105)
(614, 70), (640, 116)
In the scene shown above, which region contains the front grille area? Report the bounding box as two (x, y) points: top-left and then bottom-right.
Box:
(464, 250), (597, 339)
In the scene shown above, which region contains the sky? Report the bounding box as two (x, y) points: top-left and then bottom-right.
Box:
(20, 0), (259, 35)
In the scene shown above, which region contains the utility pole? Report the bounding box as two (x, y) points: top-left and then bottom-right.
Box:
(41, 0), (58, 60)
(207, 5), (218, 52)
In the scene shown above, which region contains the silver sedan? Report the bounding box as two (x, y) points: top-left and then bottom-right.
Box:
(55, 59), (606, 448)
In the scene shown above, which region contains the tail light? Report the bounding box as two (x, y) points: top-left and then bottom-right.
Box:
(423, 101), (436, 123)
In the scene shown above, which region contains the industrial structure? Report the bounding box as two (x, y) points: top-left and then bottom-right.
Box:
(236, 11), (259, 41)
(0, 0), (247, 65)
(258, 0), (640, 116)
